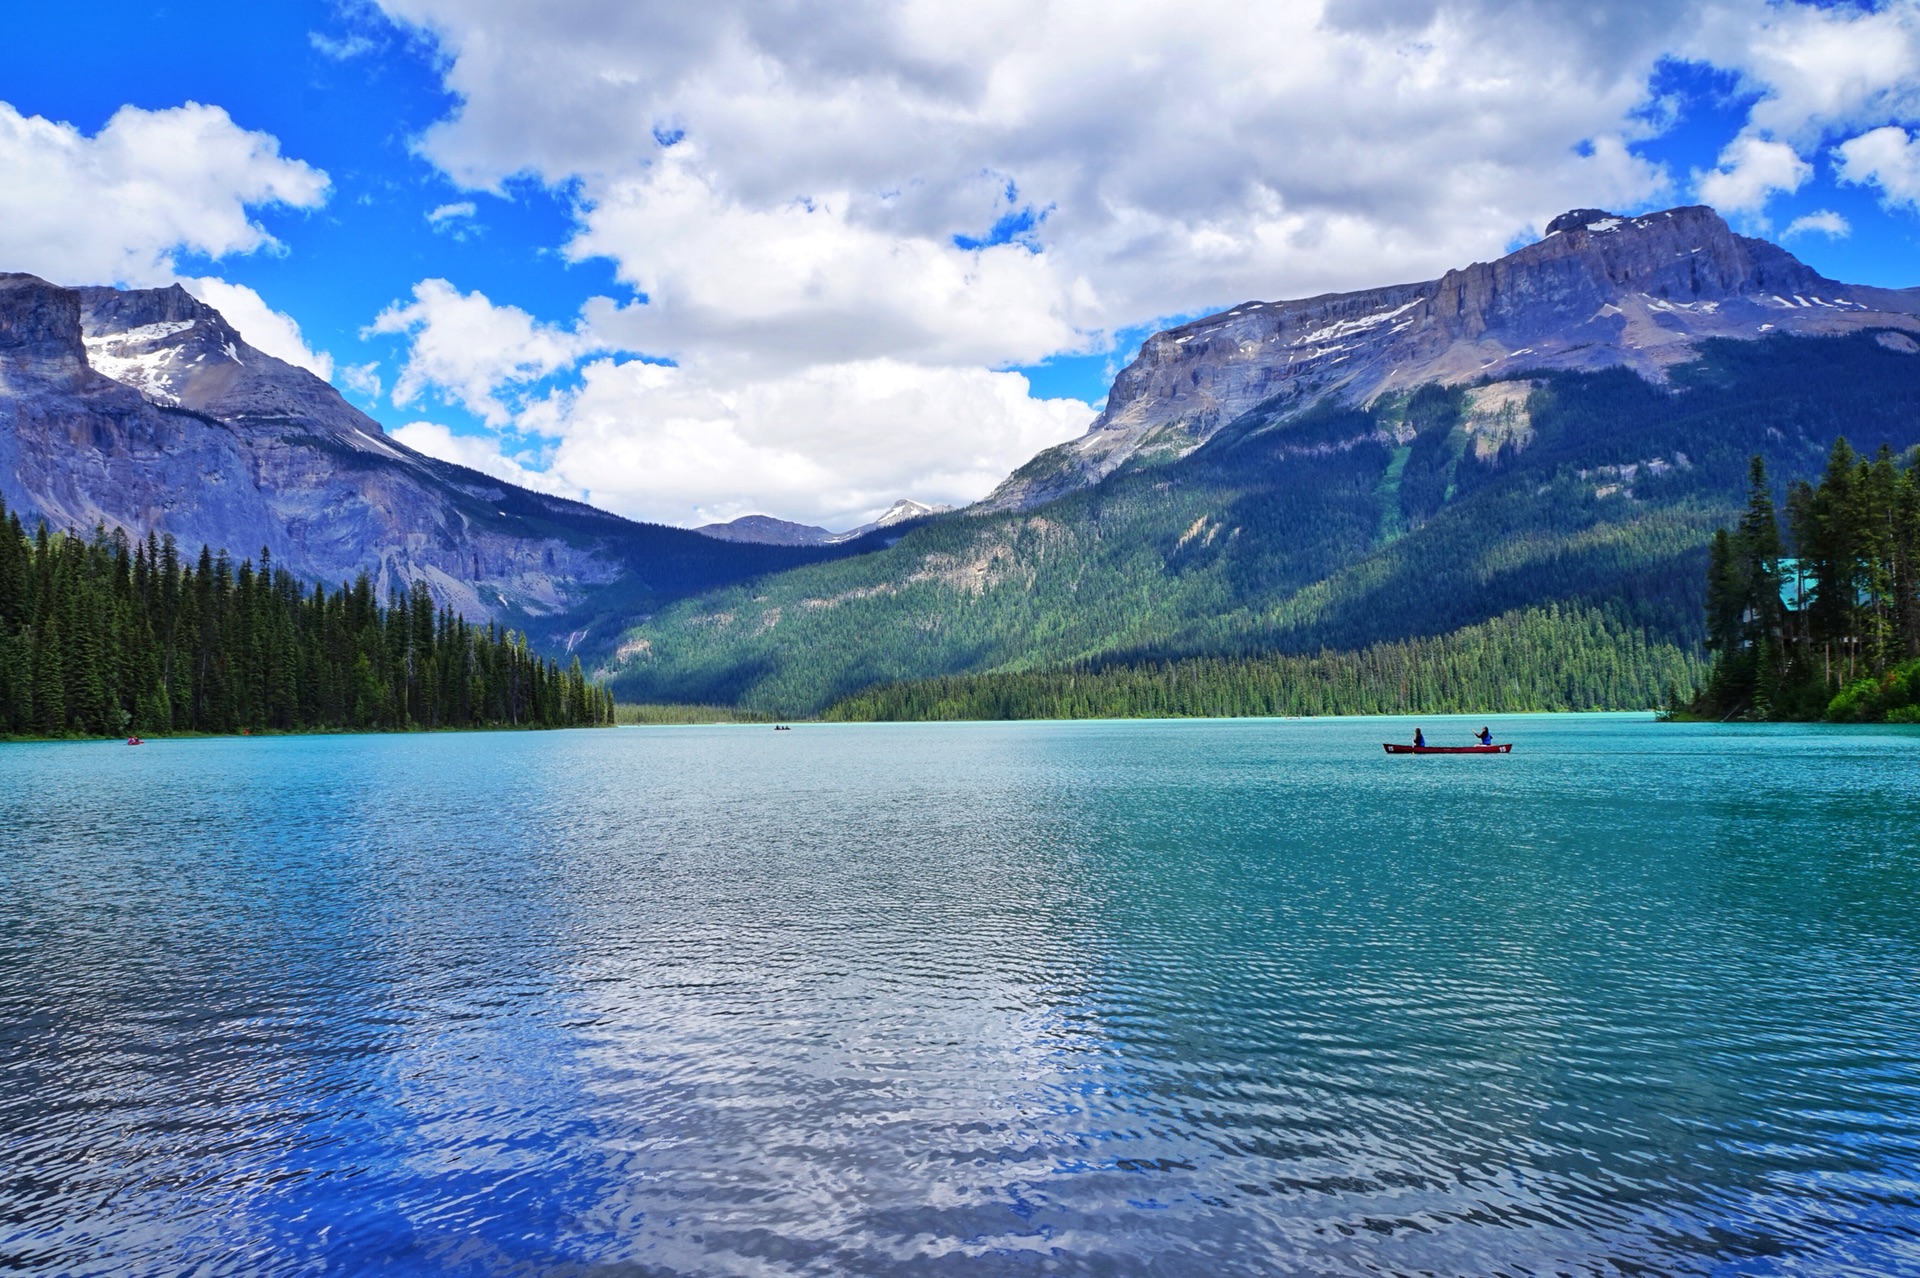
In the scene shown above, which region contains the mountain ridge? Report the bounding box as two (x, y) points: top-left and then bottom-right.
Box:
(983, 205), (1920, 512)
(696, 498), (952, 546)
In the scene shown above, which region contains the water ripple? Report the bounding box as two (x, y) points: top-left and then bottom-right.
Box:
(2, 716), (1919, 1275)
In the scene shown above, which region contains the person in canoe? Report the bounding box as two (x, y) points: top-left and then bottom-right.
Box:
(1412, 727), (1425, 748)
(1475, 726), (1493, 745)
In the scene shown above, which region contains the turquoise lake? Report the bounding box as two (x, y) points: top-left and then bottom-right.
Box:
(3, 714), (1918, 1276)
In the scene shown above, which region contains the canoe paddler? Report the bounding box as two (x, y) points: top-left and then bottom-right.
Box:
(1476, 726), (1493, 745)
(1413, 727), (1425, 748)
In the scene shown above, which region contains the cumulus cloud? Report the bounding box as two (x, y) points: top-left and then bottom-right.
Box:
(0, 100), (327, 287)
(377, 281), (1092, 526)
(354, 0), (1920, 523)
(1781, 209), (1850, 240)
(1689, 0), (1920, 150)
(368, 279), (604, 424)
(379, 0), (1686, 333)
(180, 276), (335, 379)
(571, 153), (1084, 374)
(1835, 125), (1920, 208)
(1696, 135), (1812, 214)
(391, 420), (584, 497)
(341, 362), (384, 399)
(1683, 1), (1920, 215)
(512, 356), (1094, 528)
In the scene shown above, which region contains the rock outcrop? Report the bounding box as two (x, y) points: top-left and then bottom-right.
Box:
(983, 205), (1920, 511)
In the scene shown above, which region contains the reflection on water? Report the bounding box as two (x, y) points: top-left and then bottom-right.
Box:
(3, 715), (1919, 1275)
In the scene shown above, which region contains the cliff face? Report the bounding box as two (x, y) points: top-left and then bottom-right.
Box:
(985, 205), (1920, 510)
(0, 274), (820, 632)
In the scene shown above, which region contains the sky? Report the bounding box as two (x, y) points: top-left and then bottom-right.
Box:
(6, 1), (1920, 530)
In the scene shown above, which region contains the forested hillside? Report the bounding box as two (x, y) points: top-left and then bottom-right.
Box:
(605, 333), (1920, 715)
(0, 498), (614, 738)
(825, 605), (1702, 721)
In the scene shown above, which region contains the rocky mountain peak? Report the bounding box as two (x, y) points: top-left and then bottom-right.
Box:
(1543, 208), (1623, 236)
(982, 203), (1920, 512)
(74, 282), (383, 439)
(872, 498), (945, 527)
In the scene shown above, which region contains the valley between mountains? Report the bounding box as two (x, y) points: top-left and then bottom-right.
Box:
(7, 204), (1920, 719)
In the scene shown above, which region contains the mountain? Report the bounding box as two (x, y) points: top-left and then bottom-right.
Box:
(985, 205), (1920, 512)
(696, 514), (838, 546)
(696, 499), (952, 546)
(862, 498), (950, 530)
(0, 273), (854, 645)
(599, 205), (1920, 714)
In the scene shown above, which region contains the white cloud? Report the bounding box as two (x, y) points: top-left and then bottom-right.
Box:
(391, 420), (584, 497)
(378, 0), (1688, 337)
(1681, 1), (1920, 219)
(569, 153), (1084, 374)
(1836, 125), (1920, 208)
(426, 200), (481, 240)
(1689, 1), (1920, 151)
(1781, 209), (1851, 240)
(179, 276), (334, 379)
(0, 100), (327, 287)
(310, 31), (380, 60)
(376, 281), (1093, 526)
(1696, 136), (1811, 214)
(427, 199), (478, 225)
(350, 0), (1920, 521)
(368, 278), (604, 424)
(341, 361), (384, 399)
(512, 356), (1094, 528)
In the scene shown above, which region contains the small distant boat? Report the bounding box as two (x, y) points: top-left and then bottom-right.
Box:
(126, 737), (144, 746)
(773, 725), (792, 731)
(1383, 742), (1511, 754)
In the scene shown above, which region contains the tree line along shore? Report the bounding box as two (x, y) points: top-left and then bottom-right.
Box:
(0, 499), (614, 739)
(9, 437), (1914, 738)
(816, 604), (1702, 722)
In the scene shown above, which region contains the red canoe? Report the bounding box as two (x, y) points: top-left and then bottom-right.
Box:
(1383, 743), (1511, 754)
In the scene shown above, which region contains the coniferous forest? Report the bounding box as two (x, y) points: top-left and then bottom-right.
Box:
(0, 498), (615, 738)
(1691, 442), (1920, 722)
(825, 604), (1702, 722)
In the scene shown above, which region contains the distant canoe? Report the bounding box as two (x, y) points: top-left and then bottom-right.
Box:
(1383, 743), (1511, 754)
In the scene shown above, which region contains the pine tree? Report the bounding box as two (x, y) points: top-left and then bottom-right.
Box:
(0, 521), (615, 737)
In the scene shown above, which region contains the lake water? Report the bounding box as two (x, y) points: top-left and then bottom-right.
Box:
(3, 714), (1918, 1276)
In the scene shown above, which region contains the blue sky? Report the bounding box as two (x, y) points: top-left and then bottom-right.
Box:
(6, 1), (1920, 527)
